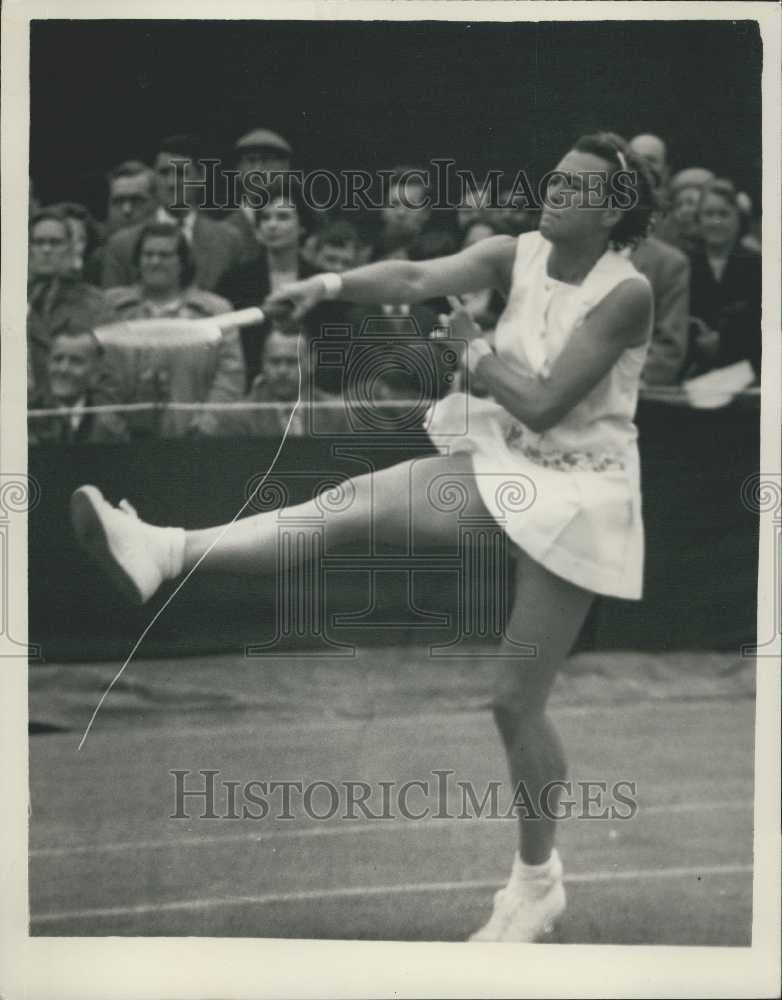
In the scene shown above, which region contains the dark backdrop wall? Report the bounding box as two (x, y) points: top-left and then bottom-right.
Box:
(30, 18), (762, 220)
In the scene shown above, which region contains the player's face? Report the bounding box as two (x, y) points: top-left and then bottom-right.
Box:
(47, 335), (98, 402)
(258, 200), (302, 251)
(262, 333), (301, 400)
(539, 150), (618, 245)
(29, 218), (72, 276)
(139, 235), (183, 293)
(698, 192), (740, 252)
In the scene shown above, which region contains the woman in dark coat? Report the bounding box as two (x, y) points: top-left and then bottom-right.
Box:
(217, 179), (318, 385)
(686, 178), (761, 378)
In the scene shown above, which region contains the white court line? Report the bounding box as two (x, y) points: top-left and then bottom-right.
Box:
(30, 798), (752, 859)
(30, 862), (752, 925)
(74, 694), (744, 743)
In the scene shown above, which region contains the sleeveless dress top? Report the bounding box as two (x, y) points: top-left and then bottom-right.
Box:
(425, 231), (652, 599)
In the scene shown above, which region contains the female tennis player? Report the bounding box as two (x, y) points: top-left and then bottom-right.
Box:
(71, 132), (655, 942)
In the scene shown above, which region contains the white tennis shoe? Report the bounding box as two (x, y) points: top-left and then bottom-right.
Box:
(70, 485), (184, 605)
(469, 849), (565, 943)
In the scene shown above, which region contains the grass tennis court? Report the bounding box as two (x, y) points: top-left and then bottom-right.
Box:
(28, 649), (754, 945)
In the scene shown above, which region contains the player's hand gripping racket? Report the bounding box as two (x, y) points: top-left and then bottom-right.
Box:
(263, 275), (330, 323)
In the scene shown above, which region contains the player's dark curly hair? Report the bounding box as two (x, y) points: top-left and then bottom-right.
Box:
(572, 131), (656, 251)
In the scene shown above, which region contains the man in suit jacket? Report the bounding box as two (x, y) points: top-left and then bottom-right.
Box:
(104, 160), (157, 237)
(29, 329), (128, 445)
(101, 135), (243, 291)
(224, 128), (293, 263)
(631, 234), (691, 385)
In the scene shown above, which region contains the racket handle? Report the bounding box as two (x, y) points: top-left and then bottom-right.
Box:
(195, 306), (266, 331)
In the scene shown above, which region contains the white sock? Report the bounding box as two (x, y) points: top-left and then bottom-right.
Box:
(147, 525), (185, 580)
(511, 849), (561, 884)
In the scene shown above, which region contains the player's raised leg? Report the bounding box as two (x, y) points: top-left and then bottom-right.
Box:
(70, 452), (489, 603)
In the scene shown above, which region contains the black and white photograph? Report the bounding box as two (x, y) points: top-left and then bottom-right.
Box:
(1, 2), (780, 997)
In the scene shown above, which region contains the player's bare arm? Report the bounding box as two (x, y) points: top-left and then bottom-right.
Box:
(264, 234), (517, 321)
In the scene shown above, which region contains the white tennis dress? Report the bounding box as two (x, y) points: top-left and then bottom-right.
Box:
(426, 231), (652, 599)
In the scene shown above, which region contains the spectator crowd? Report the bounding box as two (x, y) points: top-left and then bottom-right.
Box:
(27, 129), (762, 445)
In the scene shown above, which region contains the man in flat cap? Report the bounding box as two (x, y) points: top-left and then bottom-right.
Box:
(225, 128), (293, 261)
